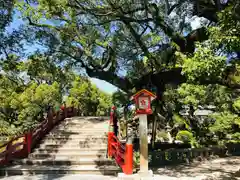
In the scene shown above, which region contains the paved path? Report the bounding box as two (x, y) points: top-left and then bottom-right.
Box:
(154, 156), (240, 180)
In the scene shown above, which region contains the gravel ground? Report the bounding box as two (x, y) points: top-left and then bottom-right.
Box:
(1, 156), (239, 180)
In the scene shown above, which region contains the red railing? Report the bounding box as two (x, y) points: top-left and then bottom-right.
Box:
(108, 106), (133, 175)
(0, 106), (78, 166)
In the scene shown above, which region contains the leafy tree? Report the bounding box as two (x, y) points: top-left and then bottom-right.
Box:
(67, 76), (112, 116)
(16, 0), (239, 94)
(0, 79), (61, 136)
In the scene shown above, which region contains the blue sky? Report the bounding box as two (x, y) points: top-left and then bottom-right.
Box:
(7, 11), (118, 94)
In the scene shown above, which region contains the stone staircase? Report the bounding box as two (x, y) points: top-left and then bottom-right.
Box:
(0, 117), (120, 176)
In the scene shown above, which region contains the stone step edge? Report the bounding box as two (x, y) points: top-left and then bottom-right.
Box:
(33, 149), (107, 152)
(30, 152), (106, 155)
(39, 142), (108, 145)
(28, 154), (107, 158)
(34, 148), (107, 151)
(38, 144), (107, 147)
(42, 138), (107, 141)
(13, 158), (113, 163)
(0, 165), (120, 171)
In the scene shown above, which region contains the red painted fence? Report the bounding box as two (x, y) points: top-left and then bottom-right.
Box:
(108, 106), (133, 175)
(0, 106), (78, 166)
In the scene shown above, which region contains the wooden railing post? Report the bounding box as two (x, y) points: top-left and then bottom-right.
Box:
(108, 106), (115, 158)
(48, 107), (53, 130)
(108, 125), (114, 158)
(24, 132), (32, 155)
(73, 106), (77, 116)
(108, 105), (133, 175)
(5, 141), (12, 164)
(124, 135), (133, 174)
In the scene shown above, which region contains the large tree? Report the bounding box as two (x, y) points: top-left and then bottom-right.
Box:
(16, 0), (239, 95)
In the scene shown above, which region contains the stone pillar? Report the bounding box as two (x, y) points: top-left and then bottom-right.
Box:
(138, 114), (148, 175)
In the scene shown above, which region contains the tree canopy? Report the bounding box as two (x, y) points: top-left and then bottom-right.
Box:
(14, 0), (239, 93)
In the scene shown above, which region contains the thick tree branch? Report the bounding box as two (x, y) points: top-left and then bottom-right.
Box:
(133, 67), (240, 92)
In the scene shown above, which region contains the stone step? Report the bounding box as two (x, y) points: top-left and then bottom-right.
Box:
(49, 130), (108, 135)
(29, 152), (107, 159)
(39, 140), (107, 146)
(0, 165), (120, 176)
(33, 148), (106, 154)
(47, 130), (107, 136)
(34, 147), (107, 152)
(57, 121), (109, 128)
(43, 137), (107, 141)
(57, 122), (108, 126)
(13, 158), (114, 166)
(51, 128), (108, 133)
(38, 143), (107, 149)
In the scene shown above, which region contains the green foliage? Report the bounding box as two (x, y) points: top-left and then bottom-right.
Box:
(156, 131), (169, 142)
(181, 44), (226, 83)
(209, 111), (240, 144)
(11, 82), (60, 132)
(173, 114), (190, 130)
(176, 130), (197, 147)
(210, 3), (240, 53)
(133, 151), (140, 168)
(67, 76), (112, 116)
(233, 98), (240, 113)
(112, 90), (130, 108)
(177, 84), (206, 107)
(209, 112), (238, 133)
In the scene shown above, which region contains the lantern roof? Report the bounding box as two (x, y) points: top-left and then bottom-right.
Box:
(130, 89), (157, 101)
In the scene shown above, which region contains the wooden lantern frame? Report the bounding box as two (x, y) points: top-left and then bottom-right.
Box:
(131, 89), (156, 115)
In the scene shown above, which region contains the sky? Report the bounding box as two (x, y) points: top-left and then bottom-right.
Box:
(6, 9), (203, 94)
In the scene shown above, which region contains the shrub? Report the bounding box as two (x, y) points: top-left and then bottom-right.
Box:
(176, 130), (198, 147)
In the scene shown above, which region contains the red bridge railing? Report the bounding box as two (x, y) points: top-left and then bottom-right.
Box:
(108, 106), (133, 175)
(0, 106), (78, 166)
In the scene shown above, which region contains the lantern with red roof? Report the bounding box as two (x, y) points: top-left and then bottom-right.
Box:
(130, 89), (157, 115)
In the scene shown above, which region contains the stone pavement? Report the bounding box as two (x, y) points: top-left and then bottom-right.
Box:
(153, 156), (240, 180)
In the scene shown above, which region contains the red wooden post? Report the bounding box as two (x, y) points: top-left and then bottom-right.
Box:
(73, 107), (77, 116)
(48, 107), (53, 130)
(108, 106), (116, 158)
(124, 141), (133, 175)
(108, 128), (114, 158)
(25, 132), (32, 155)
(56, 111), (59, 122)
(5, 141), (12, 164)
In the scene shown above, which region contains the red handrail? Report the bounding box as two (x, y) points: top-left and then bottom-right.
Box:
(0, 106), (78, 166)
(108, 106), (133, 175)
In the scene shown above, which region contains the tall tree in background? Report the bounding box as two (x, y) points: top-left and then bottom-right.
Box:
(17, 0), (239, 94)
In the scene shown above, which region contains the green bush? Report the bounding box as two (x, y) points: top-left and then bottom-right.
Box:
(176, 130), (197, 147)
(156, 131), (169, 142)
(133, 151), (140, 168)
